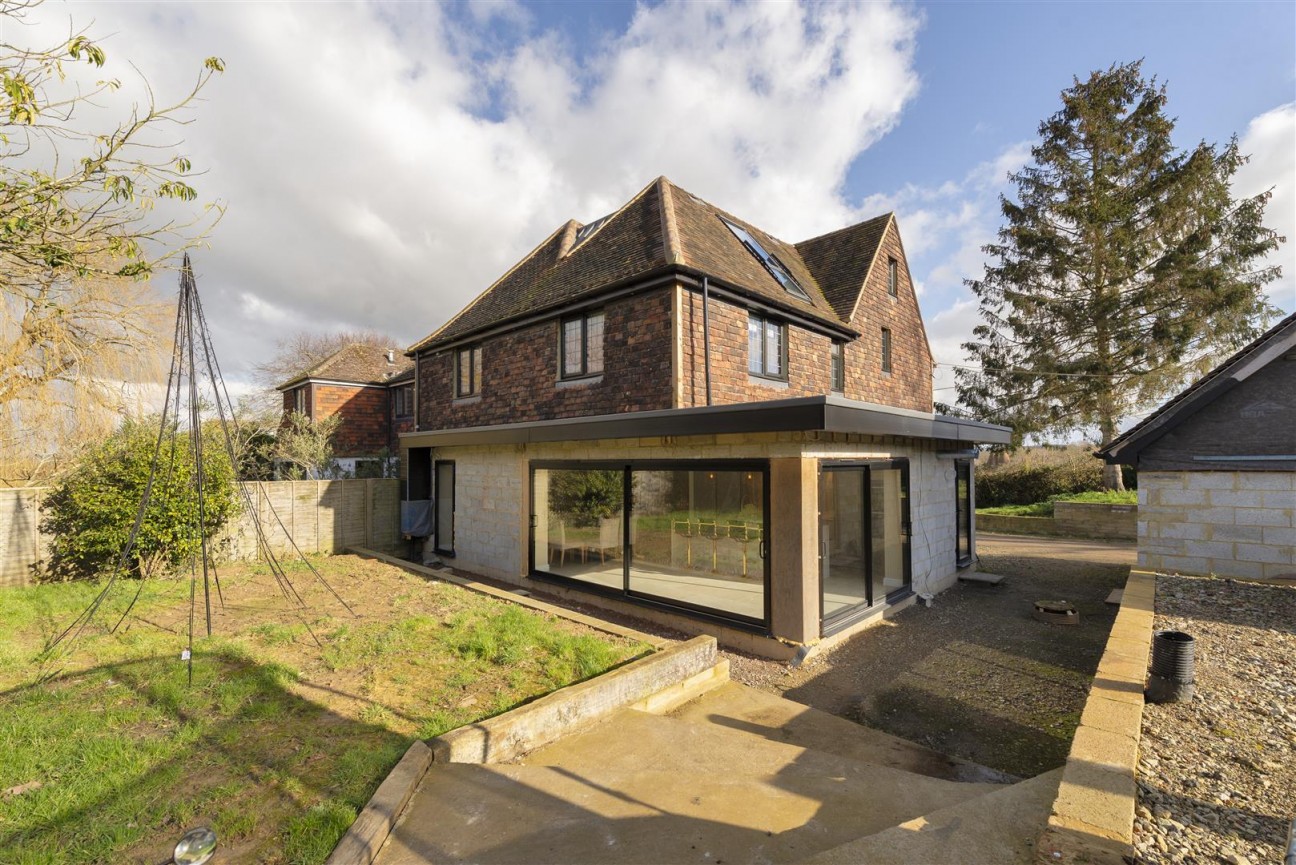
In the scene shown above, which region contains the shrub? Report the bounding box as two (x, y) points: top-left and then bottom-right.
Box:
(976, 457), (1106, 507)
(40, 418), (240, 580)
(551, 469), (621, 527)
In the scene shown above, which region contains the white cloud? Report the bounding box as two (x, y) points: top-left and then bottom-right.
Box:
(18, 0), (924, 385)
(1234, 102), (1296, 313)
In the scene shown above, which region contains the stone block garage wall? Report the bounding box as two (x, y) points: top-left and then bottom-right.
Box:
(1137, 471), (1295, 579)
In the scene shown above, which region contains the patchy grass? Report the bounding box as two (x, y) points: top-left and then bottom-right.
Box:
(976, 501), (1055, 517)
(0, 555), (650, 864)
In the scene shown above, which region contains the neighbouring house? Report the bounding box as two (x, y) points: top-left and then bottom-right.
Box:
(400, 177), (1011, 658)
(1099, 312), (1296, 580)
(277, 344), (415, 478)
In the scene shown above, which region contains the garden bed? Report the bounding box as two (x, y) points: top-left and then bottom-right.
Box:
(0, 555), (650, 864)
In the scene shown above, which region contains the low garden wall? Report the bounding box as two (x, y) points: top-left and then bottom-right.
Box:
(0, 479), (402, 588)
(977, 502), (1137, 542)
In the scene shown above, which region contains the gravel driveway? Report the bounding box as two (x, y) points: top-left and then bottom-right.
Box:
(725, 533), (1135, 777)
(1134, 574), (1296, 865)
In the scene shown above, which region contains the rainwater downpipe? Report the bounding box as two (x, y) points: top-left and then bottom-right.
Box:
(702, 276), (713, 406)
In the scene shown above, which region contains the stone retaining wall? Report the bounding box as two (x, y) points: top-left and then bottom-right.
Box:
(976, 503), (1137, 542)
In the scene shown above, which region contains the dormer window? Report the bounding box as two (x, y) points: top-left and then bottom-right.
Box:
(721, 217), (811, 302)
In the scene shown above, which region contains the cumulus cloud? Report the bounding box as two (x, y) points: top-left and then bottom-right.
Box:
(1234, 102), (1296, 313)
(19, 0), (924, 383)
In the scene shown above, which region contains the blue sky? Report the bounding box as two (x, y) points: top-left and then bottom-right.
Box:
(18, 1), (1296, 417)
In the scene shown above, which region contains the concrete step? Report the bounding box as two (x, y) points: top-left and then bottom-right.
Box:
(804, 767), (1064, 865)
(669, 681), (1016, 784)
(379, 705), (1006, 865)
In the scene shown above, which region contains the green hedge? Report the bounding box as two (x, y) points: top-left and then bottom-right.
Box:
(976, 458), (1107, 507)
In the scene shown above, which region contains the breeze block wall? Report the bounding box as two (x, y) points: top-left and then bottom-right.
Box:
(416, 289), (674, 430)
(1137, 471), (1296, 579)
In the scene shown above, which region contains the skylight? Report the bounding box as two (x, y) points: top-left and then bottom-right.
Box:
(573, 213), (613, 247)
(721, 217), (811, 301)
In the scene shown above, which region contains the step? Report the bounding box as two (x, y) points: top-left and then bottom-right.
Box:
(958, 571), (1005, 585)
(669, 681), (1016, 783)
(804, 767), (1064, 865)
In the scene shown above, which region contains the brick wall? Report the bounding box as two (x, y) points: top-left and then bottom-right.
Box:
(844, 223), (933, 412)
(416, 290), (674, 430)
(1138, 471), (1295, 579)
(312, 384), (391, 456)
(677, 222), (932, 412)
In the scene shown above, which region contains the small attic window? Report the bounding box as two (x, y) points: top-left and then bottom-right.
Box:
(573, 213), (613, 248)
(720, 217), (811, 302)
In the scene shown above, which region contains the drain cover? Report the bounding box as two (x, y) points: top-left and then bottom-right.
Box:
(1033, 599), (1079, 625)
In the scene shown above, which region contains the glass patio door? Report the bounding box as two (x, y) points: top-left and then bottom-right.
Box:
(820, 461), (911, 632)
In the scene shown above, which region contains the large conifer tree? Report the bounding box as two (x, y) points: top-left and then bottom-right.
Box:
(956, 61), (1283, 489)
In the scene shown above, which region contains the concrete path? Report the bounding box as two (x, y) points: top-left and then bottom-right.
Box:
(376, 683), (1055, 865)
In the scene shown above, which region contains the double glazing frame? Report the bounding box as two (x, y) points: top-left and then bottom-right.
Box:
(528, 459), (772, 631)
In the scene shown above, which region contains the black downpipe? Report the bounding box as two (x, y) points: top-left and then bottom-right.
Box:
(702, 277), (712, 406)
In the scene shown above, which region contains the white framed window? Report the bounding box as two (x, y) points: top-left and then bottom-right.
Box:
(455, 346), (482, 398)
(293, 386), (308, 416)
(748, 313), (787, 380)
(560, 311), (605, 379)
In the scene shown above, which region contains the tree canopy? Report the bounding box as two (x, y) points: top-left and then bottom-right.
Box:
(0, 1), (224, 480)
(955, 61), (1283, 488)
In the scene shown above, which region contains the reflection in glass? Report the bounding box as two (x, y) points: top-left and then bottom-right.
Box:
(820, 469), (869, 618)
(533, 468), (624, 590)
(871, 468), (908, 600)
(629, 470), (764, 620)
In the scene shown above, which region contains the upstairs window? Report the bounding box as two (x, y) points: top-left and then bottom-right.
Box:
(748, 313), (787, 380)
(881, 328), (893, 373)
(887, 258), (899, 297)
(560, 311), (605, 379)
(293, 386), (308, 416)
(392, 384), (414, 418)
(722, 217), (811, 302)
(830, 342), (845, 393)
(455, 346), (482, 398)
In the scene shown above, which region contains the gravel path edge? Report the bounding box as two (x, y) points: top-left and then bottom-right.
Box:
(1036, 568), (1156, 865)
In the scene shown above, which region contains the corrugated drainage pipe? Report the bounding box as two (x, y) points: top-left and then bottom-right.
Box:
(1146, 630), (1196, 703)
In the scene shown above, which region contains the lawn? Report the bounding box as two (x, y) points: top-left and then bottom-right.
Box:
(0, 554), (651, 864)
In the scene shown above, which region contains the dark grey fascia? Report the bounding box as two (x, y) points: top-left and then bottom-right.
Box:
(399, 395), (1012, 449)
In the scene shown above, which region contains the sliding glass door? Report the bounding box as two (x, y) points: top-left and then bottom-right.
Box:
(531, 461), (769, 628)
(820, 460), (911, 631)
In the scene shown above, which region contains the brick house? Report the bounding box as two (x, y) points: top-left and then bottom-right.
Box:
(1099, 312), (1296, 580)
(401, 177), (1010, 658)
(277, 344), (414, 477)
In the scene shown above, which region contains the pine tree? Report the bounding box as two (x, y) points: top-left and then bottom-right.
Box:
(956, 61), (1283, 489)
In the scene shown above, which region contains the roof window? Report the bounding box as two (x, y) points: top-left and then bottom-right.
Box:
(573, 213), (613, 248)
(720, 217), (811, 301)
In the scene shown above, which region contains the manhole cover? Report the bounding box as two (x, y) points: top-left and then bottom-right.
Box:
(1033, 599), (1079, 625)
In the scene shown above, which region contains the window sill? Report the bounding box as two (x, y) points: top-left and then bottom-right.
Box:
(452, 394), (481, 405)
(748, 374), (789, 389)
(556, 374), (604, 389)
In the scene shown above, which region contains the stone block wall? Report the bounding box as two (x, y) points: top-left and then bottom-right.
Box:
(1138, 471), (1296, 579)
(1054, 501), (1138, 540)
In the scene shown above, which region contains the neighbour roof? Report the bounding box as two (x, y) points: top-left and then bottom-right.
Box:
(399, 394), (1013, 449)
(276, 343), (414, 391)
(410, 177), (895, 353)
(1098, 312), (1296, 464)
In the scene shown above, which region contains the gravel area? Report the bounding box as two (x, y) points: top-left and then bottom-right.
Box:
(1134, 574), (1296, 865)
(723, 534), (1133, 777)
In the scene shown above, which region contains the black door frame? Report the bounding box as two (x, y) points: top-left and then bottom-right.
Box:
(433, 459), (455, 557)
(819, 459), (912, 635)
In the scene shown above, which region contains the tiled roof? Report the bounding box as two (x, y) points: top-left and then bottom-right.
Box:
(410, 177), (892, 353)
(1098, 311), (1296, 462)
(795, 213), (893, 321)
(277, 343), (414, 390)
